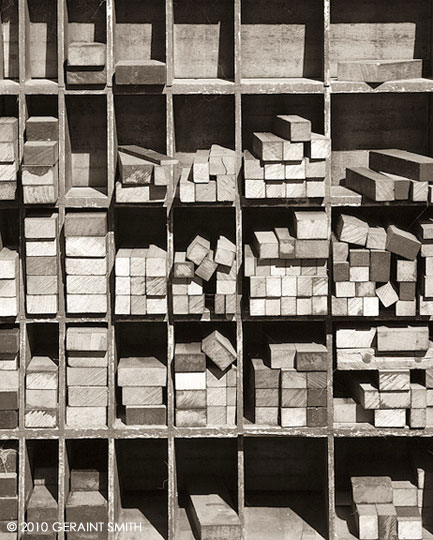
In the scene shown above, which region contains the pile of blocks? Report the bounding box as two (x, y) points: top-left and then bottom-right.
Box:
(245, 211), (329, 316)
(335, 325), (433, 429)
(115, 245), (167, 316)
(66, 327), (108, 428)
(248, 341), (327, 427)
(351, 476), (422, 540)
(25, 356), (58, 428)
(0, 245), (19, 318)
(65, 211), (107, 315)
(175, 331), (237, 427)
(26, 466), (58, 530)
(173, 235), (237, 317)
(0, 443), (18, 529)
(66, 41), (106, 86)
(0, 117), (18, 201)
(24, 213), (58, 315)
(179, 145), (236, 203)
(417, 219), (433, 316)
(117, 356), (167, 426)
(0, 328), (19, 429)
(66, 469), (108, 536)
(22, 116), (59, 204)
(332, 214), (421, 317)
(244, 115), (330, 200)
(116, 145), (177, 204)
(344, 149), (433, 203)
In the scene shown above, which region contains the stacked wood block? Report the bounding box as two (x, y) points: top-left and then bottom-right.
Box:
(335, 325), (433, 429)
(25, 356), (58, 428)
(115, 59), (167, 85)
(66, 469), (108, 540)
(66, 41), (106, 85)
(115, 246), (167, 316)
(175, 331), (237, 427)
(0, 117), (18, 201)
(65, 212), (107, 315)
(172, 235), (237, 316)
(0, 328), (19, 429)
(337, 59), (423, 83)
(24, 213), (58, 315)
(0, 444), (18, 529)
(22, 117), (59, 204)
(66, 327), (108, 428)
(244, 115), (330, 200)
(248, 341), (327, 427)
(186, 480), (241, 540)
(117, 357), (167, 425)
(351, 476), (421, 540)
(416, 219), (433, 316)
(179, 146), (236, 203)
(26, 467), (58, 532)
(116, 145), (178, 204)
(244, 211), (329, 316)
(0, 246), (19, 317)
(344, 149), (432, 203)
(332, 214), (421, 317)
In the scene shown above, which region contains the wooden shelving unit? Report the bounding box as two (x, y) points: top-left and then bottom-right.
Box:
(2, 0), (433, 539)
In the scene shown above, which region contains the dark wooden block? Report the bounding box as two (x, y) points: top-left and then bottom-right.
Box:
(307, 388), (327, 407)
(174, 343), (206, 372)
(370, 149), (433, 182)
(115, 60), (167, 85)
(26, 117), (58, 142)
(370, 250), (391, 282)
(307, 407), (327, 427)
(0, 496), (17, 520)
(66, 68), (107, 86)
(0, 391), (18, 410)
(0, 410), (18, 429)
(0, 328), (19, 354)
(125, 405), (166, 426)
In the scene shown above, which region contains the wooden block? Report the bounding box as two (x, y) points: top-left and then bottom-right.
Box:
(254, 388), (278, 407)
(0, 141), (17, 163)
(195, 251), (218, 281)
(66, 257), (106, 276)
(23, 184), (57, 205)
(115, 59), (166, 85)
(244, 178), (265, 199)
(250, 358), (279, 389)
(67, 367), (106, 387)
(26, 389), (57, 409)
(23, 141), (58, 167)
(386, 225), (421, 260)
(283, 141), (303, 162)
(376, 504), (397, 540)
(273, 115), (311, 142)
(349, 266), (369, 282)
(265, 180), (285, 199)
(306, 133), (331, 160)
(338, 59), (422, 82)
(66, 237), (106, 258)
(306, 179), (325, 198)
(0, 496), (17, 520)
(345, 167), (395, 201)
(118, 151), (153, 185)
(0, 163), (17, 180)
(280, 407), (306, 427)
(376, 282), (398, 308)
(68, 386), (107, 407)
(0, 410), (18, 428)
(0, 473), (17, 497)
(0, 181), (16, 200)
(176, 390), (207, 410)
(268, 343), (296, 369)
(396, 506), (422, 540)
(280, 388), (307, 407)
(66, 327), (107, 352)
(366, 227), (387, 250)
(374, 408), (406, 427)
(295, 240), (329, 259)
(243, 150), (264, 180)
(379, 390), (410, 409)
(369, 250), (391, 283)
(370, 149), (433, 182)
(294, 211), (328, 240)
(399, 282), (416, 301)
(379, 371), (410, 392)
(252, 132), (283, 161)
(295, 343), (327, 371)
(377, 326), (429, 352)
(67, 352), (108, 368)
(24, 215), (57, 239)
(66, 406), (106, 427)
(70, 469), (107, 492)
(122, 386), (164, 406)
(335, 214), (368, 246)
(286, 179), (307, 198)
(66, 295), (106, 314)
(24, 409), (56, 428)
(392, 480), (418, 507)
(305, 158), (326, 179)
(411, 383), (426, 409)
(0, 391), (18, 410)
(176, 409), (206, 427)
(0, 118), (18, 142)
(67, 42), (106, 67)
(125, 405), (166, 426)
(307, 407), (327, 427)
(264, 162), (284, 180)
(202, 331), (236, 371)
(285, 160), (306, 180)
(352, 477), (393, 504)
(186, 235), (211, 266)
(192, 149), (210, 183)
(216, 174), (236, 202)
(175, 372), (206, 391)
(118, 145), (177, 166)
(118, 357), (166, 387)
(26, 116), (58, 142)
(336, 327), (376, 349)
(195, 180), (217, 202)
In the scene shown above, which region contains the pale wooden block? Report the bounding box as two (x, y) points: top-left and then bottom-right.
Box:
(392, 480), (418, 507)
(66, 237), (106, 258)
(25, 409), (57, 428)
(250, 298), (265, 316)
(67, 275), (106, 295)
(0, 278), (17, 297)
(179, 166), (195, 202)
(312, 296), (327, 315)
(115, 295), (130, 315)
(374, 408), (406, 428)
(355, 503), (378, 540)
(67, 367), (107, 387)
(379, 371), (410, 392)
(66, 406), (106, 428)
(0, 250), (18, 279)
(280, 407), (307, 427)
(115, 182), (153, 203)
(26, 389), (57, 409)
(265, 298), (281, 316)
(147, 297), (167, 314)
(26, 295), (57, 314)
(366, 227), (387, 250)
(68, 386), (108, 407)
(23, 185), (58, 205)
(192, 149), (210, 183)
(66, 257), (107, 276)
(281, 296), (296, 315)
(195, 180), (217, 202)
(336, 328), (376, 349)
(24, 215), (57, 239)
(207, 387), (227, 407)
(395, 300), (416, 317)
(245, 178), (266, 199)
(186, 235), (210, 266)
(376, 282), (398, 308)
(175, 372), (206, 391)
(285, 180), (306, 198)
(26, 240), (57, 257)
(131, 295), (147, 315)
(411, 383), (426, 409)
(216, 174), (236, 202)
(409, 407), (426, 429)
(67, 294), (107, 314)
(305, 158), (326, 179)
(255, 407), (278, 425)
(118, 357), (166, 387)
(336, 214), (368, 246)
(252, 132), (284, 161)
(122, 386), (163, 406)
(66, 327), (107, 352)
(0, 357), (18, 370)
(244, 150), (264, 179)
(355, 282), (376, 297)
(115, 250), (131, 276)
(294, 211), (328, 240)
(115, 276), (130, 296)
(348, 297), (363, 316)
(0, 370), (18, 390)
(264, 162), (285, 180)
(396, 507), (422, 540)
(283, 141), (303, 161)
(307, 133), (331, 160)
(376, 326), (428, 352)
(379, 390), (410, 409)
(67, 353), (108, 368)
(349, 266), (369, 282)
(265, 180), (285, 199)
(68, 41), (106, 66)
(306, 180), (325, 198)
(296, 298), (312, 315)
(285, 160), (306, 180)
(335, 281), (356, 297)
(397, 260), (417, 282)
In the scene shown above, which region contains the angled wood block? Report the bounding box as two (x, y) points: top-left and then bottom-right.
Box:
(201, 331), (236, 371)
(370, 149), (433, 182)
(338, 59), (422, 82)
(376, 282), (398, 308)
(336, 214), (368, 246)
(386, 225), (421, 260)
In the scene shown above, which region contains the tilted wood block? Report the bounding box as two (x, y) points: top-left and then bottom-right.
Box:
(376, 282), (398, 308)
(186, 235), (211, 266)
(202, 331), (236, 371)
(386, 225), (421, 260)
(337, 59), (422, 82)
(336, 214), (368, 246)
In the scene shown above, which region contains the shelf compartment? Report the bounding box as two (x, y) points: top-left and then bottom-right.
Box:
(114, 322), (167, 428)
(244, 437), (328, 539)
(0, 0), (18, 83)
(114, 439), (168, 539)
(173, 0), (234, 82)
(241, 0), (324, 81)
(65, 95), (107, 201)
(0, 440), (18, 525)
(25, 0), (58, 83)
(175, 438), (239, 539)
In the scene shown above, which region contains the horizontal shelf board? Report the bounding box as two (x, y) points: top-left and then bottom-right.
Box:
(334, 425), (433, 437)
(243, 426), (328, 437)
(330, 78), (433, 94)
(172, 79), (235, 94)
(241, 78), (325, 94)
